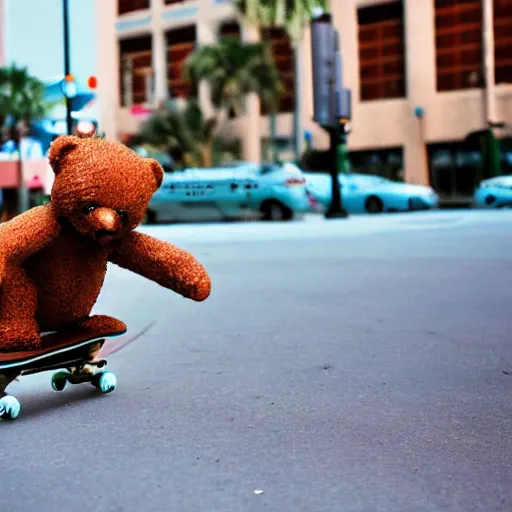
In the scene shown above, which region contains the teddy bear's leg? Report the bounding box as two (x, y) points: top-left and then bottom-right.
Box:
(75, 315), (127, 334)
(0, 265), (41, 352)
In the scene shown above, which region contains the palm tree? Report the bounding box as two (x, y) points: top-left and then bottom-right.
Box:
(183, 37), (282, 120)
(138, 99), (240, 168)
(139, 40), (280, 169)
(235, 0), (328, 161)
(0, 63), (50, 219)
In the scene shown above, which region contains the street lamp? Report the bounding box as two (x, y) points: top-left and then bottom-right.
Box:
(62, 0), (73, 135)
(310, 12), (350, 218)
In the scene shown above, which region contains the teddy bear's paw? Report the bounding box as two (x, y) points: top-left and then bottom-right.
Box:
(77, 315), (127, 335)
(0, 323), (41, 353)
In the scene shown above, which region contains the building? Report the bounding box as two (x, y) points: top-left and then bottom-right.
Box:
(95, 0), (512, 197)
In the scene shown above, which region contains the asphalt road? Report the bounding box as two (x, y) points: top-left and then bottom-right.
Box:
(1, 210), (511, 512)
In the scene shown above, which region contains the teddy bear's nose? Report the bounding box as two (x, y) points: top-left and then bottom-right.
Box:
(92, 208), (122, 239)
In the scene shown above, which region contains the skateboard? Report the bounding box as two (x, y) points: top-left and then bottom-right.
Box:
(0, 323), (152, 421)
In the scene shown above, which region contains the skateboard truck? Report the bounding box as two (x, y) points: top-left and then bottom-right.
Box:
(0, 331), (124, 421)
(0, 322), (153, 420)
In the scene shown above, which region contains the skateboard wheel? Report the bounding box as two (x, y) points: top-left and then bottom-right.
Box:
(51, 371), (70, 392)
(94, 372), (117, 394)
(0, 395), (21, 420)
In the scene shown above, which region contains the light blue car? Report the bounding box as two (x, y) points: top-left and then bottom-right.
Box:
(146, 162), (315, 223)
(304, 172), (439, 214)
(472, 175), (512, 209)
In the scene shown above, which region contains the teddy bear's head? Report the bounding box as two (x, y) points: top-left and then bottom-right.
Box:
(48, 135), (163, 244)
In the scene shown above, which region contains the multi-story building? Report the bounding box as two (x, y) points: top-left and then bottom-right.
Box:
(95, 0), (512, 198)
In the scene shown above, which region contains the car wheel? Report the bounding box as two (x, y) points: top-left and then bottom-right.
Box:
(485, 195), (497, 206)
(365, 196), (383, 214)
(261, 200), (293, 221)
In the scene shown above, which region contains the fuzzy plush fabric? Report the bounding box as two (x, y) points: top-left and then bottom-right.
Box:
(0, 135), (211, 352)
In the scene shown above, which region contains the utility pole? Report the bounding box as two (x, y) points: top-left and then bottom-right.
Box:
(63, 0), (73, 135)
(311, 12), (351, 218)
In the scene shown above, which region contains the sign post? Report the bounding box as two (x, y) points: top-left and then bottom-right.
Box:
(311, 13), (351, 218)
(62, 0), (73, 136)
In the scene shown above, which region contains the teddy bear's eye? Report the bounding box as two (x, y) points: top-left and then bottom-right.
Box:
(81, 203), (98, 215)
(117, 210), (128, 224)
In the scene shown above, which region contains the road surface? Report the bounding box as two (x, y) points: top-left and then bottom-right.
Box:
(1, 210), (511, 511)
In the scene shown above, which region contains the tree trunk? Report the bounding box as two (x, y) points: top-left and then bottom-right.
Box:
(16, 140), (30, 215)
(269, 113), (278, 162)
(292, 39), (304, 162)
(201, 142), (213, 168)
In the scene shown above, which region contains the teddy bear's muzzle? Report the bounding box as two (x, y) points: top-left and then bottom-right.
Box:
(94, 228), (119, 240)
(90, 208), (124, 243)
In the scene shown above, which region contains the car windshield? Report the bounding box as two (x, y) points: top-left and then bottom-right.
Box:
(259, 164), (282, 174)
(353, 175), (389, 185)
(341, 174), (390, 186)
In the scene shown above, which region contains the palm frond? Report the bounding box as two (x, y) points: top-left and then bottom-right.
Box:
(235, 0), (328, 39)
(183, 38), (282, 114)
(0, 64), (50, 125)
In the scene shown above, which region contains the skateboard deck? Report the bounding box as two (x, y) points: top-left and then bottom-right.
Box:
(0, 322), (153, 421)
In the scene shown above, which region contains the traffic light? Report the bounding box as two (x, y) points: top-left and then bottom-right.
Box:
(87, 75), (98, 89)
(339, 118), (352, 137)
(310, 13), (335, 128)
(311, 14), (352, 129)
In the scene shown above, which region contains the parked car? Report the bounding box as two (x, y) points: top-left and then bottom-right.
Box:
(146, 162), (316, 223)
(472, 175), (512, 209)
(304, 172), (439, 214)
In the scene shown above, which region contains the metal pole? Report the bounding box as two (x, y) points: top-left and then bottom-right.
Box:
(482, 0), (496, 125)
(63, 0), (73, 135)
(325, 128), (347, 218)
(325, 34), (347, 218)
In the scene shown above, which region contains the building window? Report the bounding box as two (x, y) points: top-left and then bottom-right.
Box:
(219, 21), (241, 40)
(349, 147), (404, 181)
(428, 142), (483, 197)
(119, 36), (153, 107)
(494, 0), (512, 84)
(434, 0), (483, 91)
(118, 0), (149, 15)
(357, 1), (406, 102)
(166, 26), (197, 99)
(260, 27), (295, 114)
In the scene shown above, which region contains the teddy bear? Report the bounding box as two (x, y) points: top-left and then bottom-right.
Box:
(0, 135), (211, 352)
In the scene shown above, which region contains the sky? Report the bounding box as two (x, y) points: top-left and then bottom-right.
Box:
(4, 0), (97, 84)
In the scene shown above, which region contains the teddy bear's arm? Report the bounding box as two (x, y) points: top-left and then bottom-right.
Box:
(109, 231), (211, 301)
(0, 204), (60, 266)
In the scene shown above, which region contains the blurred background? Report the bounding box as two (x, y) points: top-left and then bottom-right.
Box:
(0, 0), (511, 222)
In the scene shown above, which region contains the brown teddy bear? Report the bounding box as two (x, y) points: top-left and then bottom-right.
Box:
(0, 135), (211, 352)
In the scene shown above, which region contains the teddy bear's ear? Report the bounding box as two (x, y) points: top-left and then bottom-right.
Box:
(147, 158), (164, 190)
(48, 135), (80, 175)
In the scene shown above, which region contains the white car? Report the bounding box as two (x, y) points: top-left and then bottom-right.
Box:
(473, 175), (512, 208)
(304, 172), (439, 214)
(146, 162), (316, 223)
